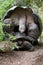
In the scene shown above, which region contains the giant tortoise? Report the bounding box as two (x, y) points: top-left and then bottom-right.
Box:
(3, 6), (42, 51)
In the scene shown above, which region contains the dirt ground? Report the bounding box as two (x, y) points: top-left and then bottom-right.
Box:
(0, 46), (43, 65)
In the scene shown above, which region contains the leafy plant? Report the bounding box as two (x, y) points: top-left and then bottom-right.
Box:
(0, 22), (5, 41)
(0, 41), (18, 52)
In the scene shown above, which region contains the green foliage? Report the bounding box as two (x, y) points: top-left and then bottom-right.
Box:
(0, 21), (19, 51)
(0, 0), (14, 19)
(0, 0), (43, 20)
(38, 7), (43, 28)
(0, 22), (5, 41)
(13, 0), (43, 7)
(0, 41), (18, 52)
(6, 33), (17, 41)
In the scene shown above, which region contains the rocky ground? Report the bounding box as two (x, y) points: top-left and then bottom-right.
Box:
(0, 45), (43, 65)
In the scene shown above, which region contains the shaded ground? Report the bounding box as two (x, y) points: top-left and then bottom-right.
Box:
(0, 46), (43, 65)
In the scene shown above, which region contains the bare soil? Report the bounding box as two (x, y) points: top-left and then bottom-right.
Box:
(0, 46), (43, 65)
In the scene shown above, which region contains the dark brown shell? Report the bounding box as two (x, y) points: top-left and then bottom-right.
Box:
(3, 6), (42, 37)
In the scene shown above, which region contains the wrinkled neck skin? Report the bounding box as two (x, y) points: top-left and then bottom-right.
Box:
(19, 15), (26, 33)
